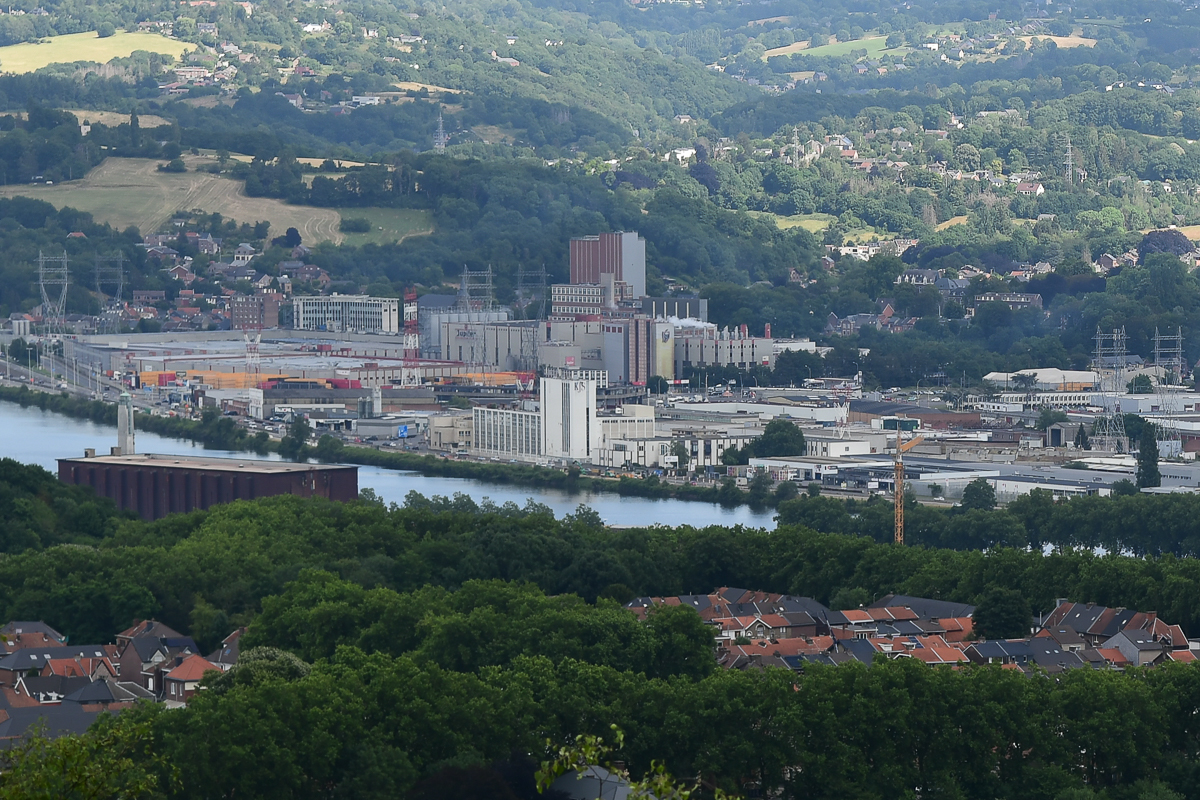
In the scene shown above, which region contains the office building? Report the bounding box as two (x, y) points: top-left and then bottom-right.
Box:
(292, 295), (400, 334)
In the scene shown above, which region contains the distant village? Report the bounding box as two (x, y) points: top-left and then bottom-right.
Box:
(629, 590), (1196, 673)
(0, 619), (240, 740)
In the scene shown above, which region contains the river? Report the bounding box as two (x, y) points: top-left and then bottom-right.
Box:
(0, 404), (776, 529)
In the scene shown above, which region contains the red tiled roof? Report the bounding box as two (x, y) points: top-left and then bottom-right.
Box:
(165, 654), (218, 682)
(1096, 648), (1129, 666)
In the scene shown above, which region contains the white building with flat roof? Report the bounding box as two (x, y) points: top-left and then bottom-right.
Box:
(293, 295), (400, 334)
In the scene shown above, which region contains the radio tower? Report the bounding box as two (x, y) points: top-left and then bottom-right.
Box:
(433, 111), (449, 154)
(37, 250), (70, 338)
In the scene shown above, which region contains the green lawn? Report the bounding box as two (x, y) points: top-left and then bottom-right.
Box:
(336, 207), (434, 246)
(0, 31), (190, 73)
(804, 36), (899, 58)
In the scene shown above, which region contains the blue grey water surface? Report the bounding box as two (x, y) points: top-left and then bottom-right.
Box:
(0, 403), (776, 529)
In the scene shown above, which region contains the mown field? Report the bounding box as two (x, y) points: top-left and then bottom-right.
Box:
(0, 157), (344, 241)
(765, 35), (899, 60)
(0, 31), (190, 74)
(0, 155), (435, 245)
(335, 207), (433, 246)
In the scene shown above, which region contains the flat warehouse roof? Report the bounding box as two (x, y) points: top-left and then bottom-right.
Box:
(58, 453), (355, 475)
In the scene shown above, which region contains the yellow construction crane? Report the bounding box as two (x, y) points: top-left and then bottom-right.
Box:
(894, 430), (924, 545)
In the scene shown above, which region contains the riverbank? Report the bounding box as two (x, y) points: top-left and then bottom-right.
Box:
(0, 385), (784, 513)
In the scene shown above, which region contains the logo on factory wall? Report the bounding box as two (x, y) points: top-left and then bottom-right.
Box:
(661, 330), (671, 343)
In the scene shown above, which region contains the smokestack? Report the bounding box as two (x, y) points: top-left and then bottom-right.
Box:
(117, 391), (135, 455)
(764, 323), (771, 339)
(372, 386), (382, 417)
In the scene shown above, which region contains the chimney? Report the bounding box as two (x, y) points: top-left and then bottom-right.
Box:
(83, 448), (95, 458)
(110, 446), (122, 456)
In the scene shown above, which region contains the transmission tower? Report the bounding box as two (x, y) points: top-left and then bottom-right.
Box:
(1064, 134), (1074, 186)
(242, 325), (262, 389)
(1153, 326), (1186, 445)
(514, 266), (547, 373)
(94, 253), (126, 335)
(516, 265), (547, 321)
(37, 250), (70, 338)
(433, 111), (449, 154)
(1092, 326), (1128, 452)
(454, 266), (497, 313)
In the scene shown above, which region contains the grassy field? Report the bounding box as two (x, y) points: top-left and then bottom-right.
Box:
(1163, 225), (1200, 240)
(393, 81), (465, 94)
(762, 40), (812, 59)
(0, 155), (435, 245)
(11, 109), (170, 127)
(0, 31), (190, 74)
(336, 207), (433, 246)
(753, 211), (878, 240)
(771, 35), (898, 59)
(937, 215), (970, 231)
(0, 156), (347, 242)
(763, 212), (836, 232)
(1018, 34), (1097, 48)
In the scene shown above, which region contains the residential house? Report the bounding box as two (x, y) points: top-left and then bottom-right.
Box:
(163, 654), (219, 706)
(1104, 631), (1166, 666)
(975, 292), (1043, 310)
(16, 674), (90, 704)
(1016, 182), (1045, 195)
(115, 621), (201, 696)
(232, 244), (258, 265)
(0, 621), (67, 651)
(896, 268), (939, 287)
(164, 265), (196, 284)
(206, 628), (245, 671)
(0, 646), (113, 687)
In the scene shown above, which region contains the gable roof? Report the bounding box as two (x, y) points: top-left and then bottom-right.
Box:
(868, 594), (975, 619)
(165, 654), (218, 682)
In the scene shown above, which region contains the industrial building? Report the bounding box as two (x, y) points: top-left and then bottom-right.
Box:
(569, 232), (647, 299)
(292, 295), (400, 334)
(57, 453), (359, 521)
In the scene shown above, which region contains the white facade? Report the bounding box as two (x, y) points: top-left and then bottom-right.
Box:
(473, 407), (541, 459)
(542, 377), (600, 462)
(293, 295), (400, 334)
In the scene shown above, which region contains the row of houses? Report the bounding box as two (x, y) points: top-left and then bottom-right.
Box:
(0, 619), (241, 741)
(629, 589), (1196, 675)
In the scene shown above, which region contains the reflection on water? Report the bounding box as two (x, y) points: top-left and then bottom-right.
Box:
(0, 404), (776, 529)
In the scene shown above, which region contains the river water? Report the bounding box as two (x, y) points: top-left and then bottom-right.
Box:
(0, 404), (776, 529)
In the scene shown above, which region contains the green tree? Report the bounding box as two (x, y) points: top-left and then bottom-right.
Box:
(960, 478), (996, 510)
(1111, 479), (1138, 496)
(1036, 408), (1068, 430)
(647, 375), (669, 394)
(1074, 424), (1091, 451)
(314, 434), (345, 463)
(746, 471), (773, 507)
(1128, 374), (1153, 394)
(279, 417), (312, 461)
(973, 587), (1032, 639)
(750, 418), (806, 458)
(669, 440), (690, 472)
(1137, 425), (1161, 488)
